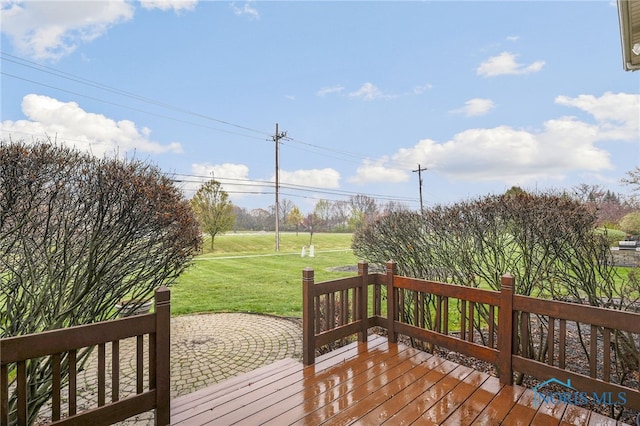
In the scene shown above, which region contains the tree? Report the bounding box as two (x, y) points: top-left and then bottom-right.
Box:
(313, 199), (332, 232)
(348, 194), (378, 231)
(572, 183), (633, 227)
(331, 200), (351, 232)
(278, 199), (295, 230)
(619, 211), (640, 235)
(622, 167), (640, 197)
(250, 208), (273, 231)
(0, 140), (201, 424)
(233, 205), (255, 231)
(505, 185), (528, 197)
(382, 200), (410, 215)
(191, 179), (235, 250)
(287, 206), (303, 235)
(302, 213), (318, 245)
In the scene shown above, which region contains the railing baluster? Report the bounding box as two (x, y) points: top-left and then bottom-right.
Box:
(342, 289), (348, 325)
(358, 262), (368, 342)
(98, 343), (106, 406)
(468, 302), (474, 342)
(112, 340), (120, 402)
(69, 349), (77, 415)
(1, 363), (8, 426)
(149, 332), (156, 390)
(324, 294), (330, 331)
(520, 312), (530, 358)
(413, 291), (419, 327)
(17, 360), (26, 425)
(603, 328), (611, 382)
(460, 300), (467, 341)
(548, 317), (555, 366)
(559, 319), (566, 370)
(419, 292), (425, 329)
(443, 297), (449, 335)
(329, 292), (336, 329)
(313, 296), (322, 334)
(352, 287), (357, 326)
(488, 305), (495, 348)
(590, 324), (597, 378)
(374, 282), (381, 317)
(52, 353), (61, 420)
(435, 295), (442, 333)
(136, 335), (144, 394)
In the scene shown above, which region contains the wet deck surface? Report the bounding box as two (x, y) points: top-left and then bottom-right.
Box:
(171, 334), (626, 425)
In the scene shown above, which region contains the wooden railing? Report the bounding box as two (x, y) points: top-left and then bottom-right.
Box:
(302, 263), (370, 365)
(302, 261), (640, 412)
(0, 287), (171, 426)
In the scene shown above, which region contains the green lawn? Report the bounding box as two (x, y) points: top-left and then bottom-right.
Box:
(171, 232), (358, 317)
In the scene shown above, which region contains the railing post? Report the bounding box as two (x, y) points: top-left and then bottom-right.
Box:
(497, 274), (514, 386)
(302, 267), (315, 365)
(154, 286), (171, 426)
(386, 261), (397, 343)
(358, 261), (369, 343)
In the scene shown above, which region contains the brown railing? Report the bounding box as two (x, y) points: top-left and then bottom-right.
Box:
(0, 287), (171, 426)
(302, 261), (640, 411)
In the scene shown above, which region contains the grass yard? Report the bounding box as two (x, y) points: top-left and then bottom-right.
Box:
(171, 232), (358, 317)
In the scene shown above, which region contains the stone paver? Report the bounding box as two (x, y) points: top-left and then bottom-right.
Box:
(36, 313), (303, 425)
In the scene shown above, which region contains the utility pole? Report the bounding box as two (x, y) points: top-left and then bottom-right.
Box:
(412, 164), (427, 214)
(273, 123), (287, 252)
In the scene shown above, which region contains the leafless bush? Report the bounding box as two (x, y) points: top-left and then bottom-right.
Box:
(0, 140), (201, 424)
(352, 192), (636, 384)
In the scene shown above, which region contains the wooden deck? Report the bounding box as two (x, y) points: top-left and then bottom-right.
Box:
(170, 335), (626, 426)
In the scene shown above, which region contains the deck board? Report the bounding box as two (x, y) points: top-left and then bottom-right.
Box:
(170, 335), (628, 425)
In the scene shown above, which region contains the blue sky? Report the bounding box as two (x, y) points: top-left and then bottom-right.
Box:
(1, 1), (639, 213)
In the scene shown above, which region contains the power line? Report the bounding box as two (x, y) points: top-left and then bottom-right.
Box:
(1, 52), (411, 168)
(170, 172), (419, 203)
(0, 72), (268, 142)
(2, 52), (431, 208)
(1, 52), (273, 138)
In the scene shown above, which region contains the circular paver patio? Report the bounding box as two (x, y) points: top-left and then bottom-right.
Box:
(36, 313), (303, 425)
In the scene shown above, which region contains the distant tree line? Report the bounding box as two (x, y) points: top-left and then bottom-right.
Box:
(231, 195), (410, 233)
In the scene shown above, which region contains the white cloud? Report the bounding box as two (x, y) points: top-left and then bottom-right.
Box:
(0, 0), (134, 60)
(189, 162), (256, 200)
(0, 94), (182, 157)
(352, 92), (638, 186)
(278, 168), (341, 188)
(477, 52), (545, 77)
(506, 35), (520, 42)
(450, 98), (495, 117)
(140, 0), (197, 12)
(230, 1), (259, 19)
(348, 159), (409, 185)
(413, 84), (433, 95)
(555, 92), (640, 140)
(348, 82), (395, 101)
(316, 85), (345, 97)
